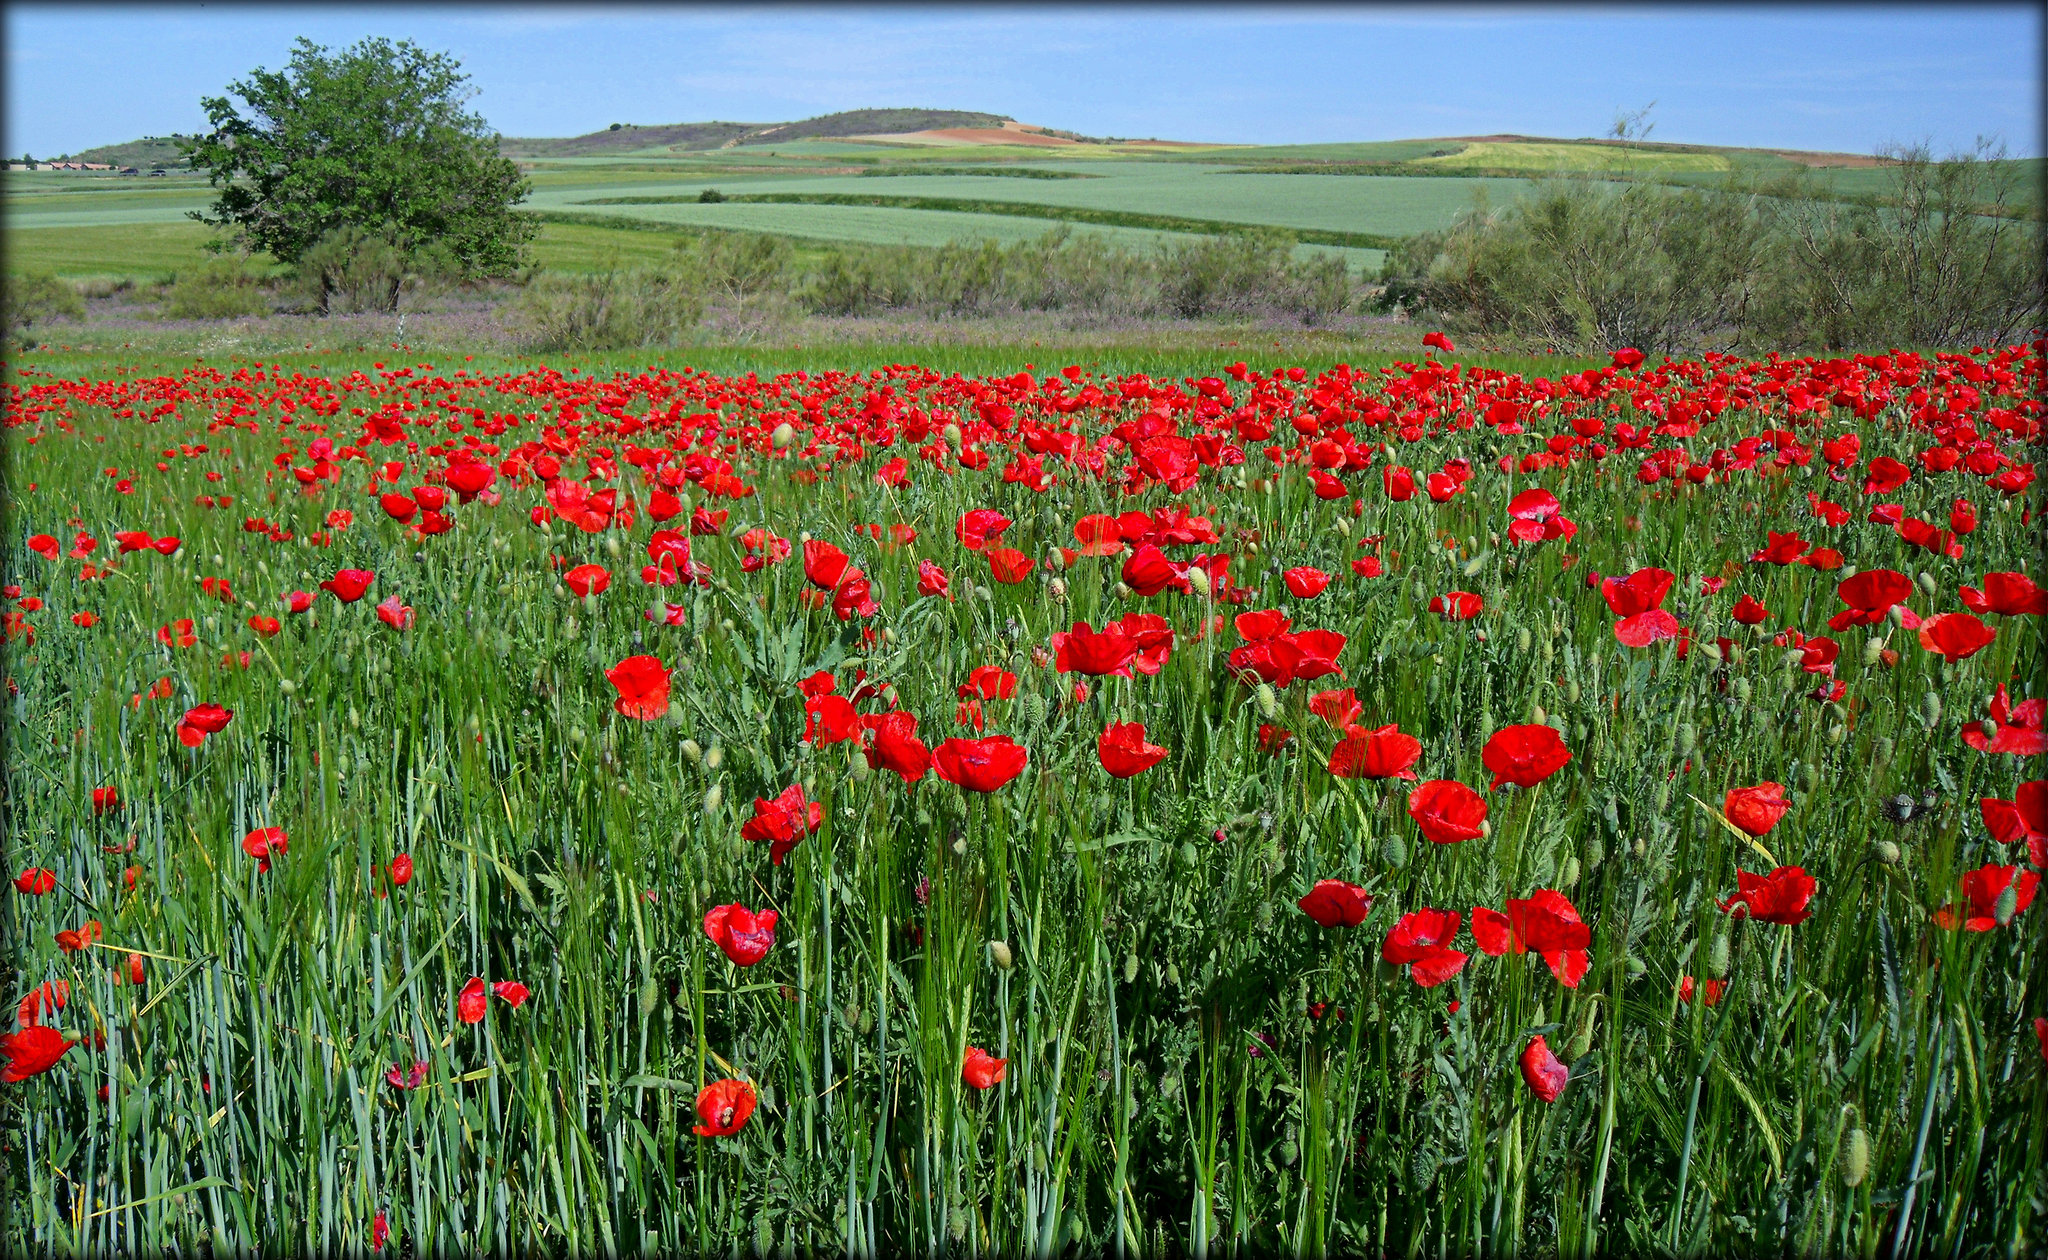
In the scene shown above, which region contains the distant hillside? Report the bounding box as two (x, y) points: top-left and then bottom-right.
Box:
(501, 109), (1014, 157)
(58, 135), (195, 169)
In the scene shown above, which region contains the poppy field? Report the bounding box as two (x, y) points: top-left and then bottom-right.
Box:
(3, 336), (2045, 1256)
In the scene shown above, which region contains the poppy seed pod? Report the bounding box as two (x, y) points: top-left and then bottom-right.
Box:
(1841, 1127), (1871, 1187)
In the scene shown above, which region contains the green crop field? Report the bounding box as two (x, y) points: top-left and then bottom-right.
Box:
(2, 335), (2042, 1257)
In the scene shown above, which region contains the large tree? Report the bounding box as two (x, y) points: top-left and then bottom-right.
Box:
(182, 37), (536, 278)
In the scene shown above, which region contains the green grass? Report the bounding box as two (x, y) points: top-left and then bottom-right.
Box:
(2, 338), (2039, 1257)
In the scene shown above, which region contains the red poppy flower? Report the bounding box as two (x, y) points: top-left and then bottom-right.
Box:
(2, 1025), (78, 1083)
(54, 920), (102, 952)
(456, 976), (488, 1024)
(861, 711), (932, 783)
(1614, 609), (1685, 647)
(385, 1060), (429, 1090)
(1052, 620), (1137, 677)
(26, 534), (59, 560)
(1917, 613), (1995, 663)
(1829, 569), (1914, 630)
(242, 826), (287, 873)
(158, 619), (196, 648)
(1422, 331), (1455, 353)
(742, 785), (825, 865)
(1283, 567), (1330, 598)
(1308, 688), (1362, 730)
(1097, 722), (1168, 778)
(1979, 781), (2047, 859)
(13, 868), (56, 896)
(704, 903), (779, 966)
(986, 547), (1034, 585)
(1428, 591), (1483, 621)
(1723, 783), (1790, 836)
(70, 611), (98, 628)
(1731, 594), (1770, 625)
(1291, 630), (1346, 680)
(320, 569), (375, 602)
(954, 508), (1012, 552)
(1959, 572), (2048, 617)
(492, 981), (530, 1008)
(1472, 890), (1591, 986)
(1678, 976), (1727, 1006)
(1234, 610), (1292, 642)
(1408, 780), (1488, 844)
(1298, 879), (1373, 928)
(1351, 556), (1384, 579)
(1601, 569), (1671, 619)
(1963, 685), (2048, 755)
(1328, 724), (1422, 780)
(959, 666), (1018, 701)
(802, 540), (854, 590)
(1481, 724), (1572, 790)
(1072, 514), (1125, 557)
(374, 596), (415, 630)
(1256, 723), (1295, 754)
(693, 1078), (758, 1136)
(1717, 866), (1816, 925)
(389, 853), (414, 888)
(933, 736), (1029, 793)
(1120, 544), (1187, 597)
(963, 1046), (1009, 1090)
(177, 703), (233, 748)
(1861, 456), (1911, 495)
(91, 786), (120, 816)
(1750, 531), (1812, 565)
(1520, 1035), (1569, 1103)
(1933, 864), (2038, 932)
(916, 558), (951, 599)
(1381, 909), (1468, 987)
(606, 655), (671, 720)
(284, 590), (314, 614)
(805, 694), (858, 745)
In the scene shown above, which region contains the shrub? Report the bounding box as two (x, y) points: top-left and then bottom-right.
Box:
(697, 187), (726, 204)
(3, 272), (86, 333)
(291, 224), (452, 314)
(516, 259), (705, 351)
(1377, 146), (2044, 352)
(160, 260), (271, 320)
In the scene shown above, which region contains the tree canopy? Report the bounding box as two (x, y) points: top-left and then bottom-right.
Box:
(182, 37), (535, 277)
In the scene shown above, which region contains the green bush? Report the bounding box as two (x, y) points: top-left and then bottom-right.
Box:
(3, 271), (86, 334)
(516, 259), (705, 350)
(1377, 144), (2043, 352)
(160, 260), (271, 320)
(291, 224), (452, 314)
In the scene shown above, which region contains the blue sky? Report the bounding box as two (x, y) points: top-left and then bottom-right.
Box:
(7, 5), (2040, 158)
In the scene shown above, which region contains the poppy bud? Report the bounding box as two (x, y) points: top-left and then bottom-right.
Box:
(704, 784), (723, 812)
(1676, 724), (1696, 756)
(1532, 704), (1547, 725)
(1861, 637), (1885, 666)
(1381, 834), (1407, 868)
(1699, 641), (1722, 663)
(988, 939), (1013, 970)
(942, 423), (962, 447)
(1827, 723), (1846, 745)
(1654, 781), (1671, 811)
(1255, 684), (1277, 720)
(1625, 955), (1647, 978)
(1569, 1005), (1598, 1059)
(1732, 678), (1752, 703)
(1460, 552), (1490, 578)
(1560, 855), (1580, 887)
(278, 679), (296, 695)
(681, 739), (702, 764)
(1565, 676), (1581, 704)
(1048, 578), (1067, 603)
(1164, 963), (1180, 988)
(1584, 835), (1605, 871)
(1707, 933), (1730, 978)
(1920, 693), (1941, 728)
(1333, 517), (1352, 536)
(1185, 567), (1211, 597)
(1124, 953), (1139, 983)
(1915, 571), (1938, 599)
(771, 422), (795, 450)
(1870, 839), (1901, 866)
(1517, 628), (1532, 653)
(1841, 1127), (1870, 1187)
(705, 745), (724, 770)
(1871, 736), (1893, 768)
(1994, 880), (2020, 926)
